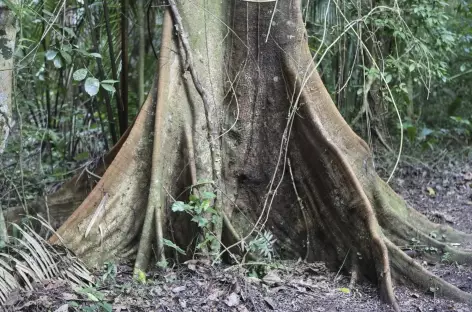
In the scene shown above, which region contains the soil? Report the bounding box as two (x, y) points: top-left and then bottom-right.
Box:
(3, 150), (472, 312)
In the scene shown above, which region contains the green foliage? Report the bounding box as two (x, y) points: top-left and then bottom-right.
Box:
(248, 230), (276, 261)
(1, 0), (161, 210)
(303, 0), (472, 150)
(71, 286), (112, 312)
(171, 191), (218, 229)
(101, 261), (117, 284)
(170, 190), (219, 257)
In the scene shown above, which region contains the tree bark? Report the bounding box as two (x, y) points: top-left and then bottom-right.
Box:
(46, 1), (472, 311)
(0, 0), (17, 247)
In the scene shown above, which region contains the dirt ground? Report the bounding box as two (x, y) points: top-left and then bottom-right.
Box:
(2, 149), (472, 312)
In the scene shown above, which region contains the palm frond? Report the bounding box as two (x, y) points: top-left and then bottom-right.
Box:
(0, 221), (93, 305)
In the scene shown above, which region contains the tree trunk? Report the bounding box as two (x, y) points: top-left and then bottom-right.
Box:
(47, 1), (472, 311)
(0, 0), (17, 247)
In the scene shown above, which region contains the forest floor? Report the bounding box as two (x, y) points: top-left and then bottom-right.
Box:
(2, 146), (472, 312)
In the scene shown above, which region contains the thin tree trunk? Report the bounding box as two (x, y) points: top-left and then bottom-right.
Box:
(0, 0), (17, 246)
(137, 0), (145, 107)
(120, 0), (129, 134)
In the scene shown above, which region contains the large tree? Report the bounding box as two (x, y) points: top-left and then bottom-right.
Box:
(12, 1), (471, 311)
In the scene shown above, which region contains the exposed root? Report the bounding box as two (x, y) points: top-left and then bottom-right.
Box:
(374, 180), (472, 267)
(349, 253), (359, 290)
(135, 10), (173, 271)
(376, 179), (472, 245)
(283, 52), (399, 310)
(386, 239), (472, 304)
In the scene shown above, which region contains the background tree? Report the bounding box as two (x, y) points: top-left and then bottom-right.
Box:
(0, 0), (17, 247)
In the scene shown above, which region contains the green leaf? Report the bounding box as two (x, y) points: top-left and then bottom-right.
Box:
(86, 292), (99, 302)
(171, 201), (186, 212)
(409, 63), (415, 72)
(163, 238), (186, 255)
(189, 194), (199, 203)
(45, 50), (57, 60)
(62, 44), (72, 52)
(100, 303), (113, 312)
(192, 215), (208, 228)
(201, 199), (211, 211)
(384, 74), (392, 84)
(85, 77), (100, 96)
(134, 269), (147, 284)
(157, 259), (168, 268)
(338, 288), (350, 294)
(101, 79), (119, 84)
(460, 64), (466, 72)
(101, 83), (116, 93)
(201, 191), (216, 200)
(89, 52), (102, 58)
(53, 56), (63, 68)
(60, 50), (72, 64)
(73, 68), (88, 81)
(62, 27), (76, 38)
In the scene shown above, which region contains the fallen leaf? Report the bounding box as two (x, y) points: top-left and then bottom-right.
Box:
(208, 290), (224, 301)
(62, 293), (78, 300)
(264, 296), (276, 309)
(426, 187), (436, 196)
(54, 304), (69, 312)
(172, 286), (186, 293)
(338, 287), (350, 294)
(225, 292), (240, 307)
(262, 271), (282, 285)
(237, 306), (250, 312)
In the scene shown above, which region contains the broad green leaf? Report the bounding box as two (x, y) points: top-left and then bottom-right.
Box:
(53, 56), (63, 68)
(73, 68), (88, 81)
(189, 194), (199, 203)
(60, 50), (72, 64)
(192, 215), (208, 228)
(62, 27), (76, 38)
(86, 292), (99, 302)
(163, 238), (186, 255)
(45, 50), (57, 60)
(201, 191), (216, 200)
(101, 303), (112, 312)
(101, 83), (116, 93)
(101, 79), (119, 84)
(62, 44), (72, 52)
(201, 199), (211, 211)
(85, 77), (100, 96)
(171, 201), (186, 212)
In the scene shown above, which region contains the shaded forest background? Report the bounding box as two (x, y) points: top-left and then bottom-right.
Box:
(1, 0), (471, 221)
